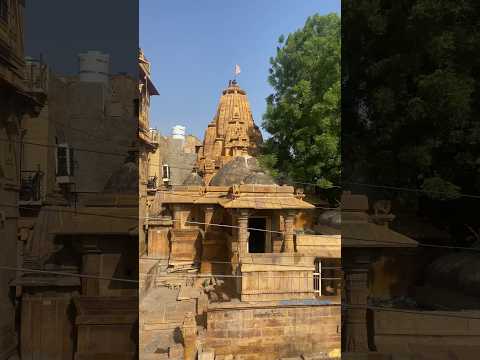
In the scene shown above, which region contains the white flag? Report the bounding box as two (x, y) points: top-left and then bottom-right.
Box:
(235, 64), (241, 76)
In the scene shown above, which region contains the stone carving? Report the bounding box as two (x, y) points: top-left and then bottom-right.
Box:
(196, 80), (262, 184)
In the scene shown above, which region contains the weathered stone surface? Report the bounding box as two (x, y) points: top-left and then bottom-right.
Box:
(159, 136), (200, 186)
(206, 305), (340, 359)
(169, 343), (183, 358)
(199, 350), (215, 360)
(209, 156), (275, 186)
(210, 157), (253, 186)
(215, 355), (233, 360)
(183, 171), (205, 186)
(243, 172), (276, 185)
(103, 161), (139, 193)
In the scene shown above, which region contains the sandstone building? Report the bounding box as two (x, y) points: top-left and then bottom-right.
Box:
(341, 192), (480, 360)
(147, 126), (201, 191)
(8, 50), (142, 358)
(139, 49), (159, 256)
(140, 80), (342, 360)
(0, 1), (45, 357)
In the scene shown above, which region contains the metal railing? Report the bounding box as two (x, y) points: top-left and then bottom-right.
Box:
(147, 176), (157, 190)
(149, 128), (159, 145)
(314, 258), (343, 297)
(24, 60), (48, 94)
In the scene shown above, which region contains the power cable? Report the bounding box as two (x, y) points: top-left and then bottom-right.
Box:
(8, 136), (480, 200)
(4, 202), (480, 252)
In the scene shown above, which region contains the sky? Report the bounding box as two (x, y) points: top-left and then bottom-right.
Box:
(140, 0), (340, 139)
(24, 0), (138, 76)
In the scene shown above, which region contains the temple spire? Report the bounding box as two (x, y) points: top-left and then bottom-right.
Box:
(196, 79), (262, 185)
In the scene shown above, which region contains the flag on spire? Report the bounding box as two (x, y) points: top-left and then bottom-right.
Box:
(235, 64), (241, 76)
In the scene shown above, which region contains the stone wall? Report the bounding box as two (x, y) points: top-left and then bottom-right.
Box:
(205, 303), (341, 359)
(374, 308), (480, 360)
(296, 234), (341, 258)
(157, 135), (201, 185)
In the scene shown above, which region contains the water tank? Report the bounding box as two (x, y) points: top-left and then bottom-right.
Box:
(172, 125), (186, 141)
(78, 51), (110, 84)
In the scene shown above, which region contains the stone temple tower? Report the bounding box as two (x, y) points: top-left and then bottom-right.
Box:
(196, 80), (263, 184)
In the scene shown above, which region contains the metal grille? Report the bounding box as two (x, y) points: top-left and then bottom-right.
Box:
(314, 258), (321, 296)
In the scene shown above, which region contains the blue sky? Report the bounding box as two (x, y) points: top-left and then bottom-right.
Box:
(25, 0), (138, 75)
(140, 0), (340, 139)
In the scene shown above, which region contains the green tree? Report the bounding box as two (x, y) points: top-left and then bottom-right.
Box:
(261, 13), (341, 189)
(342, 0), (480, 200)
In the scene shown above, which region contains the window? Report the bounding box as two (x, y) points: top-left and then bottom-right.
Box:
(56, 146), (67, 176)
(314, 258), (342, 297)
(0, 0), (8, 23)
(55, 144), (74, 178)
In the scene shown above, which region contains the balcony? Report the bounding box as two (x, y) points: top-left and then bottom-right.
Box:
(20, 170), (43, 205)
(24, 58), (48, 94)
(147, 176), (157, 191)
(149, 128), (159, 145)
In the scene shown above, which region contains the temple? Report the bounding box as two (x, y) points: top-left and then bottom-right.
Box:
(140, 80), (342, 359)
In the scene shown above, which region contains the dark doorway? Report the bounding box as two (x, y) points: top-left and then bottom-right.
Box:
(248, 217), (266, 253)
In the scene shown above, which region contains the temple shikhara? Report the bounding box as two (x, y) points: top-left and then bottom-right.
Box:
(196, 79), (263, 184)
(140, 79), (342, 359)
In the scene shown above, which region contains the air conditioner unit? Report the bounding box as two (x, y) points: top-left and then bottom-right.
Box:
(55, 143), (75, 184)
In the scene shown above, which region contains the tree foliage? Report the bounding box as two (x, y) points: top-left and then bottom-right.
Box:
(343, 0), (480, 200)
(261, 13), (341, 189)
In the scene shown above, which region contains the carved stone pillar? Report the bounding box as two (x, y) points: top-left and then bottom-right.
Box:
(172, 204), (181, 230)
(283, 210), (296, 252)
(204, 205), (215, 233)
(172, 204), (190, 229)
(181, 312), (197, 360)
(237, 209), (250, 257)
(343, 265), (370, 352)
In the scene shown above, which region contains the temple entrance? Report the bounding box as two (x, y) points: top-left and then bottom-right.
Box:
(248, 217), (266, 253)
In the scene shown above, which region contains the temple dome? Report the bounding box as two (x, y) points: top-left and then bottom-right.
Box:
(182, 171), (205, 186)
(243, 172), (276, 185)
(209, 156), (276, 186)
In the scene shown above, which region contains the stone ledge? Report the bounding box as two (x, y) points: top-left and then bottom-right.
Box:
(208, 298), (340, 310)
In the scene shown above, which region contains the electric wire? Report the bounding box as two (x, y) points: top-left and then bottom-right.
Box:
(3, 202), (480, 252)
(3, 266), (480, 321)
(7, 137), (480, 200)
